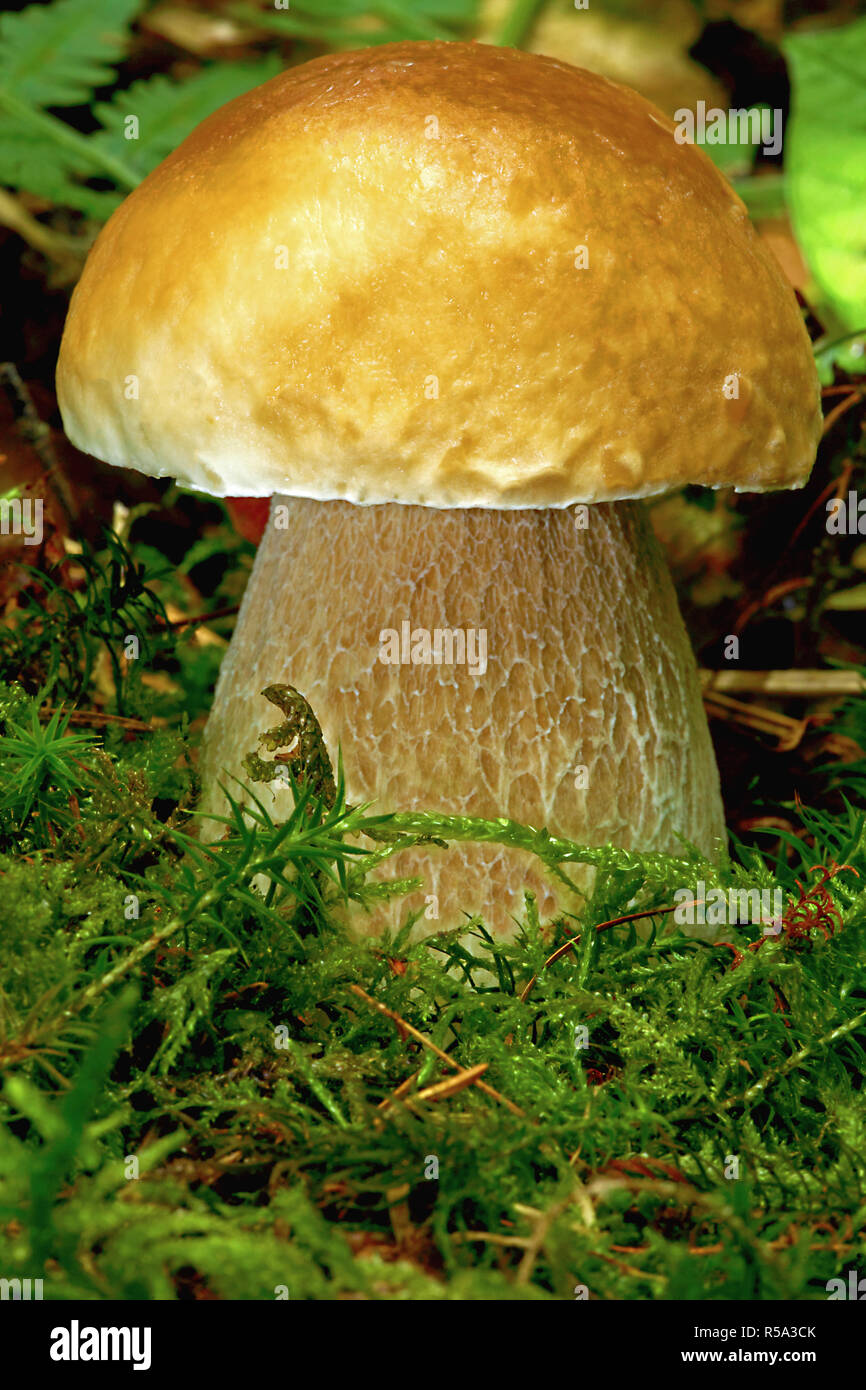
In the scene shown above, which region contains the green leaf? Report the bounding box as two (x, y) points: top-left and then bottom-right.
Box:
(91, 56), (284, 180)
(785, 18), (866, 333)
(814, 330), (866, 385)
(0, 0), (139, 107)
(25, 987), (138, 1265)
(825, 584), (866, 613)
(730, 172), (786, 221)
(0, 9), (283, 218)
(0, 119), (122, 216)
(700, 137), (755, 179)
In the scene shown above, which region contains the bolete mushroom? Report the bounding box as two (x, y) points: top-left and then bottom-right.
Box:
(57, 42), (821, 938)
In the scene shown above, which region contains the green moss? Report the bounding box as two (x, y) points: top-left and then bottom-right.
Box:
(0, 533), (864, 1300)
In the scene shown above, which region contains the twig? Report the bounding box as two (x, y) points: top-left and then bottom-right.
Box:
(786, 459), (854, 552)
(0, 188), (86, 281)
(514, 1190), (583, 1284)
(36, 706), (156, 732)
(734, 576), (814, 634)
(596, 1250), (667, 1285)
(699, 668), (866, 698)
(701, 689), (811, 750)
(406, 1063), (489, 1105)
(158, 605), (240, 630)
(377, 1071), (418, 1111)
(349, 984), (524, 1117)
(518, 901), (701, 1005)
(450, 1230), (530, 1250)
(0, 361), (76, 526)
(821, 390), (865, 436)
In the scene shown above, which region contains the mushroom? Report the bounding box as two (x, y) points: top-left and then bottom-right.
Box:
(57, 42), (821, 938)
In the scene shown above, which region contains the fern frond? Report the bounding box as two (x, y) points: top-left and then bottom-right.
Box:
(0, 121), (122, 216)
(0, 1), (285, 218)
(91, 56), (283, 179)
(0, 0), (139, 107)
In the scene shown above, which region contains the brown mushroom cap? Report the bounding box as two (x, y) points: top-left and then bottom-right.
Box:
(56, 41), (824, 939)
(57, 41), (820, 508)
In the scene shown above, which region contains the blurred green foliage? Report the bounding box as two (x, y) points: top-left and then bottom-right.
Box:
(785, 18), (866, 338)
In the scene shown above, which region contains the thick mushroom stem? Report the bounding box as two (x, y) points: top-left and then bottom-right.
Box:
(200, 496), (725, 936)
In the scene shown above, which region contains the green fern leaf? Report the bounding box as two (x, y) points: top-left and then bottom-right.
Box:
(0, 0), (140, 108)
(91, 56), (283, 179)
(0, 120), (122, 216)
